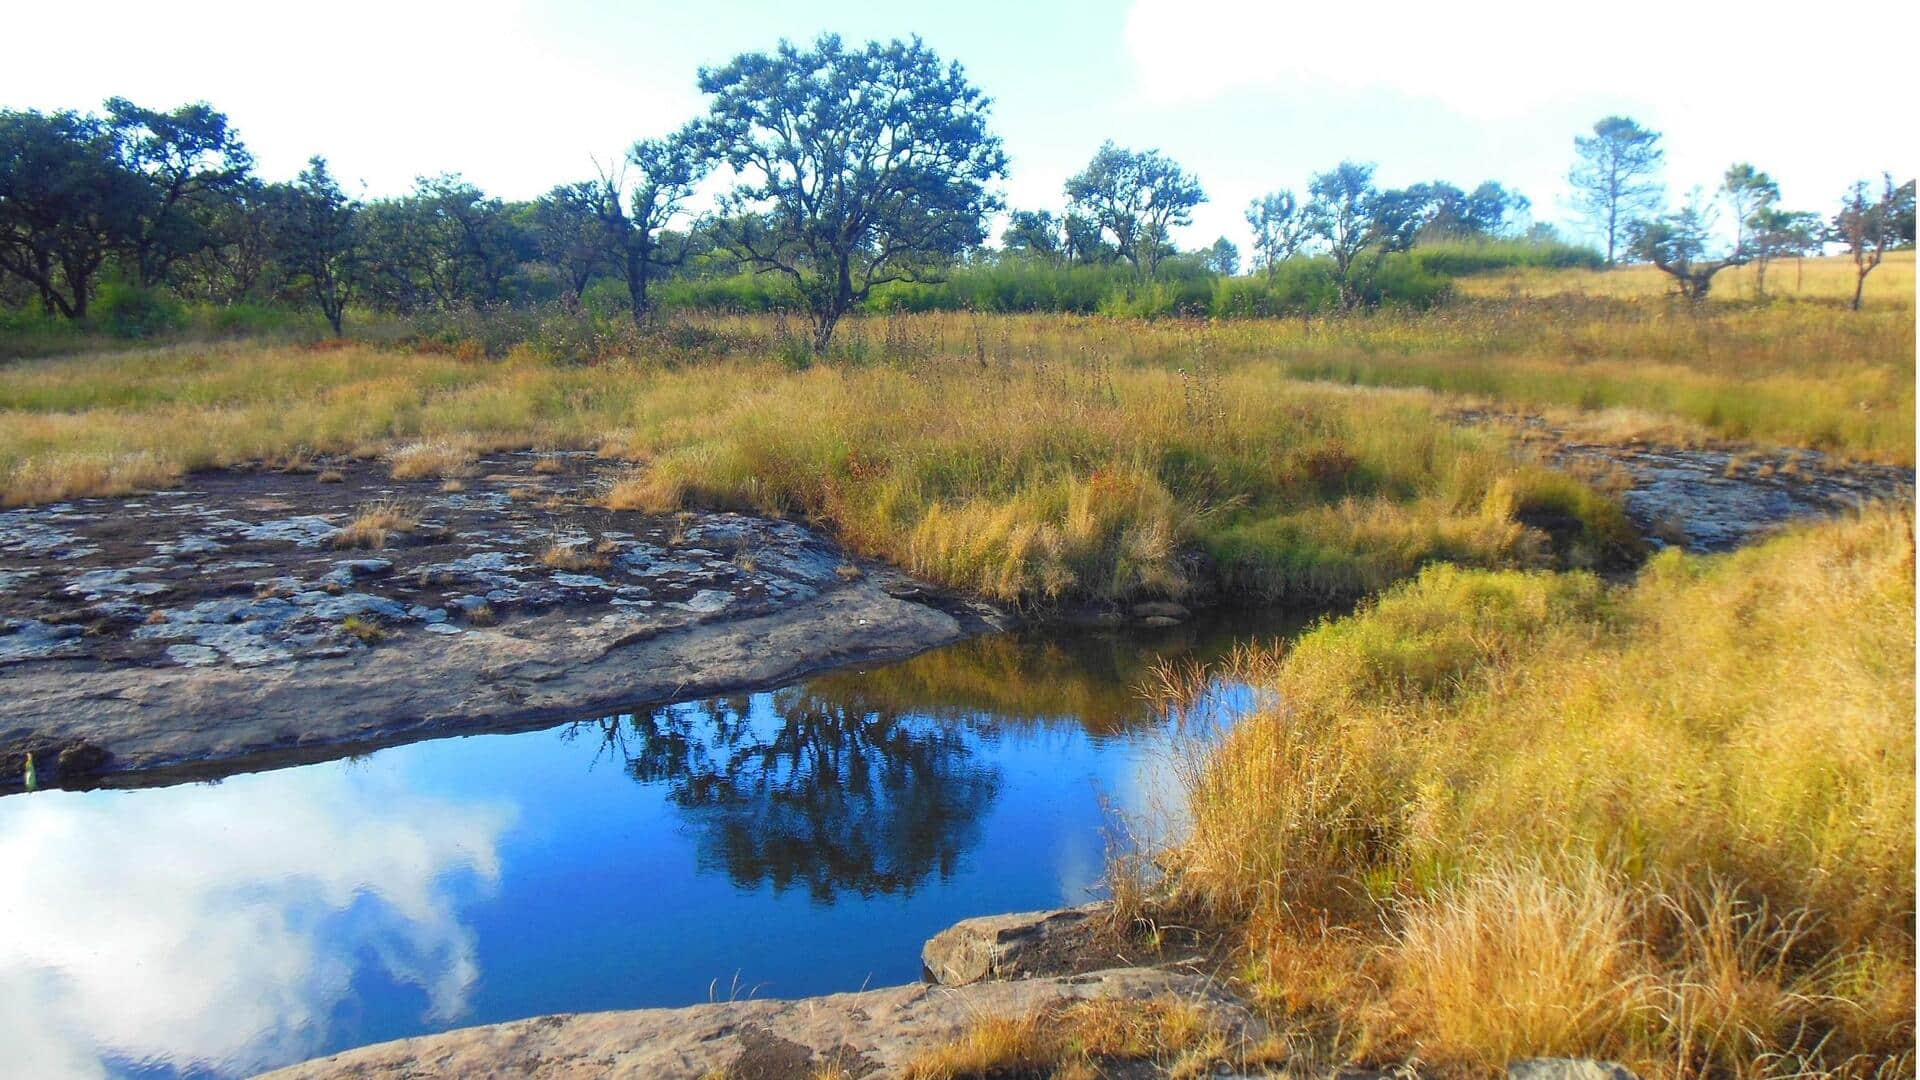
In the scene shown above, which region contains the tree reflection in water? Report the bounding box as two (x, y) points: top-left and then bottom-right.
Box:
(574, 692), (999, 903)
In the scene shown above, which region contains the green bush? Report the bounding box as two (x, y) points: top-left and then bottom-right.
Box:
(93, 283), (185, 339)
(1409, 239), (1603, 276)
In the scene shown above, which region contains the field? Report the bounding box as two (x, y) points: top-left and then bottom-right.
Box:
(1, 257), (1912, 607)
(2, 253), (1915, 1076)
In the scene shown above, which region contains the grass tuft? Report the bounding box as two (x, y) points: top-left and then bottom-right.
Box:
(331, 499), (419, 550)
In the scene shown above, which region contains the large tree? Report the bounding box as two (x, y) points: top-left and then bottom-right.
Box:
(1569, 116), (1665, 265)
(1628, 195), (1745, 302)
(103, 97), (254, 288)
(0, 108), (143, 319)
(700, 34), (1007, 350)
(1304, 161), (1421, 310)
(1064, 142), (1204, 278)
(273, 157), (359, 335)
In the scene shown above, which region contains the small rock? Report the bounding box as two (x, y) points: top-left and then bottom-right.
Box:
(921, 903), (1108, 986)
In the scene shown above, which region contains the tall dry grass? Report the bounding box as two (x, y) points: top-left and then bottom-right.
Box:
(1143, 507), (1916, 1076)
(0, 338), (1633, 606)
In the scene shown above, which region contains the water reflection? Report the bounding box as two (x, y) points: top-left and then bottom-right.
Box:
(0, 611), (1311, 1079)
(575, 691), (999, 902)
(0, 768), (510, 1078)
(806, 610), (1311, 733)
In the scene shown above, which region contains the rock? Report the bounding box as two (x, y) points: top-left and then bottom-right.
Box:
(1130, 601), (1190, 622)
(1140, 615), (1182, 628)
(0, 618), (84, 663)
(921, 903), (1108, 986)
(260, 966), (1261, 1080)
(1509, 1060), (1641, 1080)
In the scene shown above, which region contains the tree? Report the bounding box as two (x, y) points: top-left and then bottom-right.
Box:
(700, 35), (1007, 350)
(1202, 236), (1240, 276)
(103, 97), (254, 287)
(274, 157), (359, 335)
(1746, 206), (1819, 298)
(1461, 181), (1529, 236)
(1569, 116), (1664, 265)
(1304, 161), (1421, 309)
(358, 174), (530, 309)
(0, 108), (143, 319)
(1830, 175), (1907, 311)
(1061, 211), (1109, 266)
(1627, 194), (1745, 302)
(1000, 209), (1060, 260)
(532, 181), (613, 306)
(173, 177), (284, 304)
(593, 126), (710, 324)
(1245, 190), (1307, 279)
(1065, 142), (1204, 278)
(1719, 163), (1779, 258)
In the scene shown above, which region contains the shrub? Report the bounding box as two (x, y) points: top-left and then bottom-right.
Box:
(93, 283), (185, 339)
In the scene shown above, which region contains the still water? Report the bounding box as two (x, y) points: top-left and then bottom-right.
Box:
(0, 613), (1303, 1078)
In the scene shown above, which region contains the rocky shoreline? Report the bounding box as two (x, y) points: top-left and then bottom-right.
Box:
(261, 904), (1641, 1080)
(0, 453), (1007, 790)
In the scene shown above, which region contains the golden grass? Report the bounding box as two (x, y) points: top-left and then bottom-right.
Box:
(902, 997), (1232, 1080)
(331, 499), (418, 550)
(388, 437), (475, 480)
(1142, 506), (1916, 1076)
(0, 291), (1909, 600)
(539, 540), (606, 572)
(1457, 249), (1916, 307)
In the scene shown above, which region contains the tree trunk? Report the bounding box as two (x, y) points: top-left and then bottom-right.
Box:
(1852, 272), (1866, 312)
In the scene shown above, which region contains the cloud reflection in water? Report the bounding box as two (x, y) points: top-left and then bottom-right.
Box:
(0, 766), (511, 1078)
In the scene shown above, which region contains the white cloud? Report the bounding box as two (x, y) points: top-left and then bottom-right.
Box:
(0, 769), (511, 1077)
(0, 1), (700, 197)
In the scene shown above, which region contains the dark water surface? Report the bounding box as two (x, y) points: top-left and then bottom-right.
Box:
(0, 611), (1306, 1078)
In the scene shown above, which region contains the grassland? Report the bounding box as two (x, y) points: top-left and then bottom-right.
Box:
(2, 257), (1912, 1075)
(1121, 506), (1914, 1077)
(1, 257), (1912, 604)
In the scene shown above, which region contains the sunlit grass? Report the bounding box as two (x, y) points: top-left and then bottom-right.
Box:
(0, 338), (1637, 605)
(1143, 506), (1915, 1076)
(1455, 249), (1915, 306)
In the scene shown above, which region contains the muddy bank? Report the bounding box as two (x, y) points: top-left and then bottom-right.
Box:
(0, 454), (1005, 789)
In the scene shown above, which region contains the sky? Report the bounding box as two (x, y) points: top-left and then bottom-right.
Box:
(4, 0), (1915, 255)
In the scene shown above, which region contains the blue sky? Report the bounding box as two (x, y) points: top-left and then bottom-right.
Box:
(5, 0), (1914, 254)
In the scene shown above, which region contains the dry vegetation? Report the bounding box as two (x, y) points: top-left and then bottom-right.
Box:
(1126, 507), (1914, 1078)
(902, 996), (1267, 1080)
(331, 499), (418, 549)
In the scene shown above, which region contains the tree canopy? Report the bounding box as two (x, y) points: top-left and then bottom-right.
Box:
(698, 34), (1007, 349)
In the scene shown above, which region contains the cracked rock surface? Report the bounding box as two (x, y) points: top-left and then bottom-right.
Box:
(1, 453), (1002, 786)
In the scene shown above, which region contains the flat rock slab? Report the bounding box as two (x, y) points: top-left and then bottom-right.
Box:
(0, 454), (1002, 787)
(1456, 411), (1915, 553)
(258, 966), (1263, 1080)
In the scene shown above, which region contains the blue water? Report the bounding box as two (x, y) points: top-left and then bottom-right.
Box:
(0, 615), (1300, 1078)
